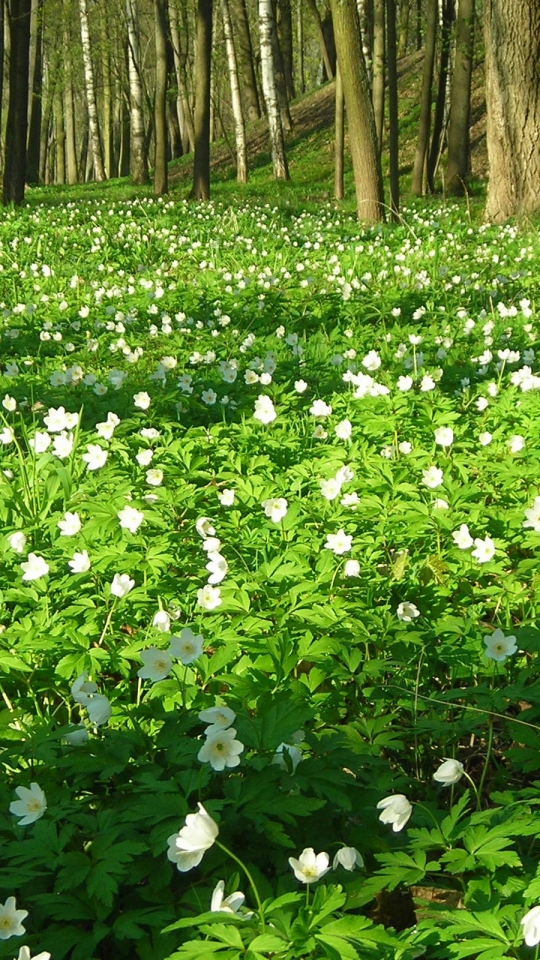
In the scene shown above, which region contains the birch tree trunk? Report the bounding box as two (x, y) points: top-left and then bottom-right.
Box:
(259, 0), (289, 180)
(126, 0), (149, 184)
(79, 0), (105, 182)
(229, 0), (261, 121)
(154, 0), (169, 195)
(221, 0), (248, 181)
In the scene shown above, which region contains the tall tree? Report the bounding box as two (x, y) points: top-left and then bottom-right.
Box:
(221, 0), (248, 181)
(191, 0), (213, 199)
(26, 0), (44, 185)
(485, 0), (540, 221)
(259, 0), (289, 180)
(387, 0), (400, 218)
(446, 0), (475, 195)
(228, 0), (261, 121)
(372, 0), (385, 153)
(169, 0), (195, 151)
(306, 0), (334, 80)
(427, 0), (454, 191)
(334, 63), (344, 200)
(79, 0), (106, 182)
(411, 0), (437, 195)
(277, 0), (295, 100)
(3, 0), (32, 204)
(126, 0), (149, 184)
(154, 0), (169, 195)
(330, 0), (383, 221)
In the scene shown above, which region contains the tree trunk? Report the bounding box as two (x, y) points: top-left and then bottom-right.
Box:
(191, 0), (213, 199)
(387, 0), (400, 218)
(169, 0), (196, 150)
(54, 84), (66, 184)
(446, 0), (475, 195)
(397, 0), (410, 57)
(334, 63), (344, 200)
(79, 0), (105, 182)
(372, 0), (385, 153)
(306, 0), (334, 80)
(427, 0), (454, 191)
(0, 0), (4, 135)
(229, 0), (261, 121)
(485, 0), (540, 221)
(154, 0), (169, 195)
(221, 0), (248, 181)
(277, 0), (295, 100)
(126, 0), (149, 184)
(411, 0), (437, 195)
(26, 0), (44, 185)
(271, 0), (294, 132)
(259, 0), (289, 179)
(3, 0), (32, 205)
(330, 0), (383, 221)
(101, 7), (114, 179)
(63, 2), (78, 185)
(297, 0), (305, 94)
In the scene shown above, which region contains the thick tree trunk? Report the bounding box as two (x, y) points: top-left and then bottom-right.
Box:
(154, 0), (169, 195)
(221, 0), (248, 181)
(485, 0), (540, 221)
(259, 0), (289, 180)
(446, 0), (475, 195)
(191, 0), (213, 199)
(126, 0), (149, 184)
(372, 0), (385, 153)
(229, 0), (261, 121)
(334, 63), (344, 200)
(271, 0), (294, 132)
(277, 0), (295, 100)
(0, 1), (4, 135)
(26, 0), (44, 185)
(411, 0), (437, 195)
(3, 0), (32, 205)
(387, 0), (400, 218)
(427, 0), (454, 191)
(330, 0), (384, 221)
(79, 0), (105, 182)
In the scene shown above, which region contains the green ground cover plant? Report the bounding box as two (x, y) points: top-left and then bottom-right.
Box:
(1, 196), (540, 960)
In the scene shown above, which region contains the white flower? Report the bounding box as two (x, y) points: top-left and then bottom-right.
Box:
(320, 477), (343, 501)
(196, 516), (216, 539)
(7, 532), (26, 554)
(422, 466), (444, 489)
(288, 848), (330, 884)
(58, 511), (81, 536)
(508, 435), (525, 453)
(64, 724), (89, 746)
(0, 427), (14, 444)
(28, 431), (51, 453)
(324, 529), (353, 555)
(52, 432), (73, 459)
(434, 427), (454, 447)
(9, 783), (47, 825)
(2, 394), (16, 411)
(341, 492), (360, 508)
(344, 559), (360, 577)
(0, 897), (28, 940)
(521, 905), (540, 947)
(152, 610), (171, 633)
(253, 395), (276, 424)
(82, 444), (108, 470)
(110, 573), (135, 598)
(294, 379), (308, 393)
(71, 673), (98, 704)
(262, 498), (288, 523)
(397, 375), (413, 391)
(433, 758), (464, 785)
(140, 427), (160, 440)
(333, 847), (364, 871)
(146, 468), (163, 487)
(399, 441), (412, 454)
(86, 694), (111, 726)
(202, 536), (221, 553)
(313, 425), (327, 439)
(397, 601), (420, 622)
(476, 396), (489, 411)
(166, 803), (219, 872)
(523, 497), (540, 532)
(210, 880), (252, 919)
(335, 419), (352, 440)
(484, 628), (517, 662)
(43, 405), (69, 432)
(377, 794), (413, 832)
(20, 553), (49, 581)
(362, 350), (381, 372)
(310, 399), (332, 417)
(452, 524), (473, 549)
(68, 550), (91, 574)
(133, 391), (151, 410)
(420, 375), (436, 392)
(471, 535), (496, 563)
(197, 727), (244, 770)
(136, 448), (153, 467)
(137, 647), (173, 681)
(16, 946), (51, 960)
(272, 742), (302, 773)
(118, 505), (144, 534)
(206, 552), (228, 585)
(432, 498), (449, 510)
(218, 488), (235, 506)
(479, 432), (492, 446)
(197, 585), (222, 610)
(202, 388), (217, 406)
(169, 628), (205, 664)
(199, 705), (236, 733)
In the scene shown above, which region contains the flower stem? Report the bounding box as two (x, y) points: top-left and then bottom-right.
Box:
(216, 840), (265, 931)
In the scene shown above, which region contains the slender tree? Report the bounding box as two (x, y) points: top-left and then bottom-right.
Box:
(306, 0), (334, 80)
(411, 0), (437, 195)
(446, 0), (475, 195)
(228, 0), (261, 121)
(26, 0), (44, 185)
(259, 0), (289, 180)
(191, 0), (213, 199)
(329, 0), (383, 221)
(154, 0), (169, 195)
(126, 0), (149, 184)
(387, 0), (400, 218)
(169, 0), (195, 151)
(79, 0), (105, 182)
(372, 0), (385, 153)
(334, 63), (344, 200)
(485, 0), (540, 221)
(427, 0), (454, 191)
(3, 0), (32, 204)
(221, 0), (248, 181)
(397, 0), (409, 57)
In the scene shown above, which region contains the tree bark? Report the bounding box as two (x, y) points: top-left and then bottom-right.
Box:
(446, 0), (475, 195)
(387, 0), (400, 218)
(277, 0), (295, 100)
(169, 0), (196, 150)
(0, 0), (4, 136)
(271, 0), (293, 132)
(221, 0), (248, 181)
(427, 0), (454, 191)
(411, 0), (437, 195)
(26, 0), (44, 185)
(154, 0), (169, 195)
(54, 83), (65, 184)
(191, 0), (213, 199)
(329, 0), (383, 221)
(259, 0), (289, 180)
(297, 0), (305, 94)
(397, 0), (410, 58)
(227, 0), (261, 121)
(334, 63), (344, 200)
(63, 1), (78, 184)
(3, 0), (32, 205)
(126, 0), (149, 184)
(306, 0), (334, 80)
(372, 0), (385, 153)
(485, 0), (540, 221)
(79, 0), (105, 182)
